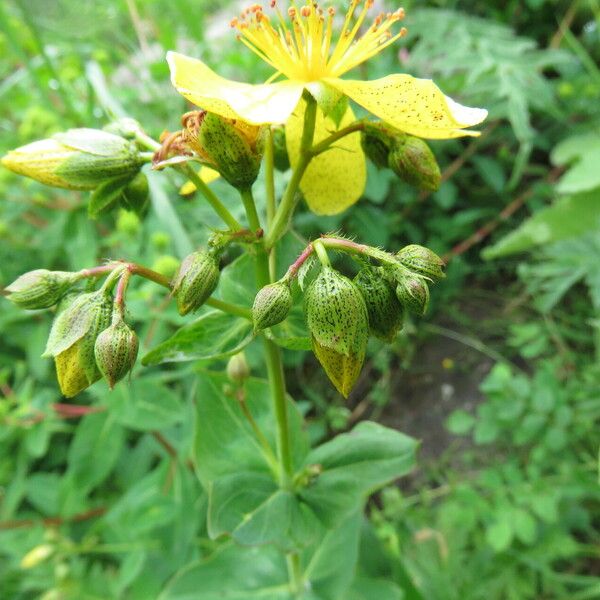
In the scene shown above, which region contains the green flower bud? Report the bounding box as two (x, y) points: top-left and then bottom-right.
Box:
(172, 250), (220, 316)
(252, 281), (292, 331)
(183, 111), (266, 189)
(360, 122), (393, 170)
(395, 275), (430, 316)
(396, 244), (445, 280)
(5, 269), (78, 310)
(388, 135), (441, 191)
(227, 352), (250, 384)
(272, 126), (290, 171)
(44, 290), (113, 397)
(354, 267), (404, 342)
(1, 128), (142, 190)
(305, 267), (369, 397)
(94, 315), (139, 389)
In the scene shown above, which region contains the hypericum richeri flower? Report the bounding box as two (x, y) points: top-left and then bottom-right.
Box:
(167, 1), (487, 214)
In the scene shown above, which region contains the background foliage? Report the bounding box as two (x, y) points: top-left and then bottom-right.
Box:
(1, 0), (599, 598)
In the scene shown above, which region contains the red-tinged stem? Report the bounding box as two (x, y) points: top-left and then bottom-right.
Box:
(115, 269), (132, 315)
(52, 403), (107, 418)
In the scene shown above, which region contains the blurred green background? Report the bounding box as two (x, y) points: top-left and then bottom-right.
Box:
(1, 0), (600, 598)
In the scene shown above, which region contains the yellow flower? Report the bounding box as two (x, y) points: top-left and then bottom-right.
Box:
(167, 1), (487, 214)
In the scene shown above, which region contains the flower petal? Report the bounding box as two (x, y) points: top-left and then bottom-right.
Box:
(286, 99), (366, 215)
(167, 51), (303, 125)
(326, 75), (488, 139)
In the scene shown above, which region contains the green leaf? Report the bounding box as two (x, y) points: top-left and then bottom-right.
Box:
(218, 253), (257, 306)
(483, 189), (600, 258)
(159, 543), (291, 600)
(267, 305), (312, 351)
(299, 422), (417, 527)
(551, 132), (600, 194)
(485, 512), (514, 552)
(142, 310), (253, 365)
(208, 472), (320, 551)
(446, 409), (476, 435)
(512, 507), (537, 545)
(88, 175), (130, 218)
(90, 376), (184, 431)
(66, 412), (124, 492)
(348, 577), (404, 600)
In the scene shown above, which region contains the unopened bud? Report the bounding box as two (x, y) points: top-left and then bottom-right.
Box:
(396, 244), (445, 280)
(388, 135), (441, 191)
(305, 267), (369, 397)
(94, 315), (139, 389)
(5, 269), (78, 310)
(354, 267), (404, 341)
(183, 111), (266, 189)
(20, 544), (55, 569)
(227, 352), (250, 383)
(395, 275), (430, 316)
(44, 290), (113, 397)
(252, 281), (292, 331)
(1, 128), (142, 190)
(172, 250), (220, 315)
(360, 122), (393, 170)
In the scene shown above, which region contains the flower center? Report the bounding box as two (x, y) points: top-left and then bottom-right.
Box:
(230, 0), (407, 82)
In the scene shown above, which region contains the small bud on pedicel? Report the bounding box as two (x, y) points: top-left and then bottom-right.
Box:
(252, 281), (293, 331)
(305, 267), (369, 397)
(121, 172), (150, 215)
(172, 250), (220, 316)
(396, 275), (430, 316)
(183, 111), (266, 189)
(227, 352), (250, 383)
(360, 122), (393, 170)
(271, 126), (290, 171)
(354, 267), (404, 341)
(94, 316), (139, 389)
(388, 135), (441, 191)
(396, 244), (445, 280)
(1, 129), (142, 190)
(5, 269), (78, 310)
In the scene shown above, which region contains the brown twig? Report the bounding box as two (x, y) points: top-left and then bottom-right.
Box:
(549, 0), (579, 49)
(443, 166), (565, 262)
(152, 431), (195, 471)
(0, 507), (106, 531)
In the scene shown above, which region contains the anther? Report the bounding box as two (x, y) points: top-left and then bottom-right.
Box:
(328, 6), (335, 16)
(300, 6), (311, 17)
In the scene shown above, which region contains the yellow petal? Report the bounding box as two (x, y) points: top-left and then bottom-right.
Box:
(286, 99), (366, 215)
(312, 338), (363, 398)
(167, 51), (303, 125)
(179, 167), (221, 195)
(326, 75), (488, 139)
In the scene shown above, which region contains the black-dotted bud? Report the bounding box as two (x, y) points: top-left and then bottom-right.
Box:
(172, 250), (220, 316)
(354, 267), (404, 342)
(94, 315), (139, 389)
(396, 244), (445, 280)
(252, 281), (292, 331)
(5, 269), (78, 310)
(227, 352), (250, 384)
(361, 123), (393, 170)
(396, 275), (430, 316)
(388, 136), (441, 191)
(305, 267), (369, 397)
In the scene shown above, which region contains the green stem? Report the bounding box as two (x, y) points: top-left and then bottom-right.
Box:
(265, 95), (318, 249)
(312, 240), (331, 267)
(182, 165), (243, 231)
(205, 298), (251, 320)
(240, 187), (262, 233)
(309, 121), (365, 157)
(264, 128), (277, 279)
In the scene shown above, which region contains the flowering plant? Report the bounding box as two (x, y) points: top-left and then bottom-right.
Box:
(2, 2), (486, 596)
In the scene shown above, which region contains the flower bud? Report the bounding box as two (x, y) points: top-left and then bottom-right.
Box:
(1, 128), (143, 190)
(183, 111), (266, 189)
(388, 135), (441, 191)
(5, 269), (78, 310)
(360, 123), (393, 170)
(227, 352), (250, 384)
(354, 267), (404, 342)
(44, 290), (113, 397)
(396, 244), (445, 280)
(172, 250), (220, 316)
(305, 267), (369, 397)
(20, 544), (55, 569)
(94, 315), (139, 389)
(252, 281), (292, 331)
(395, 275), (430, 316)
